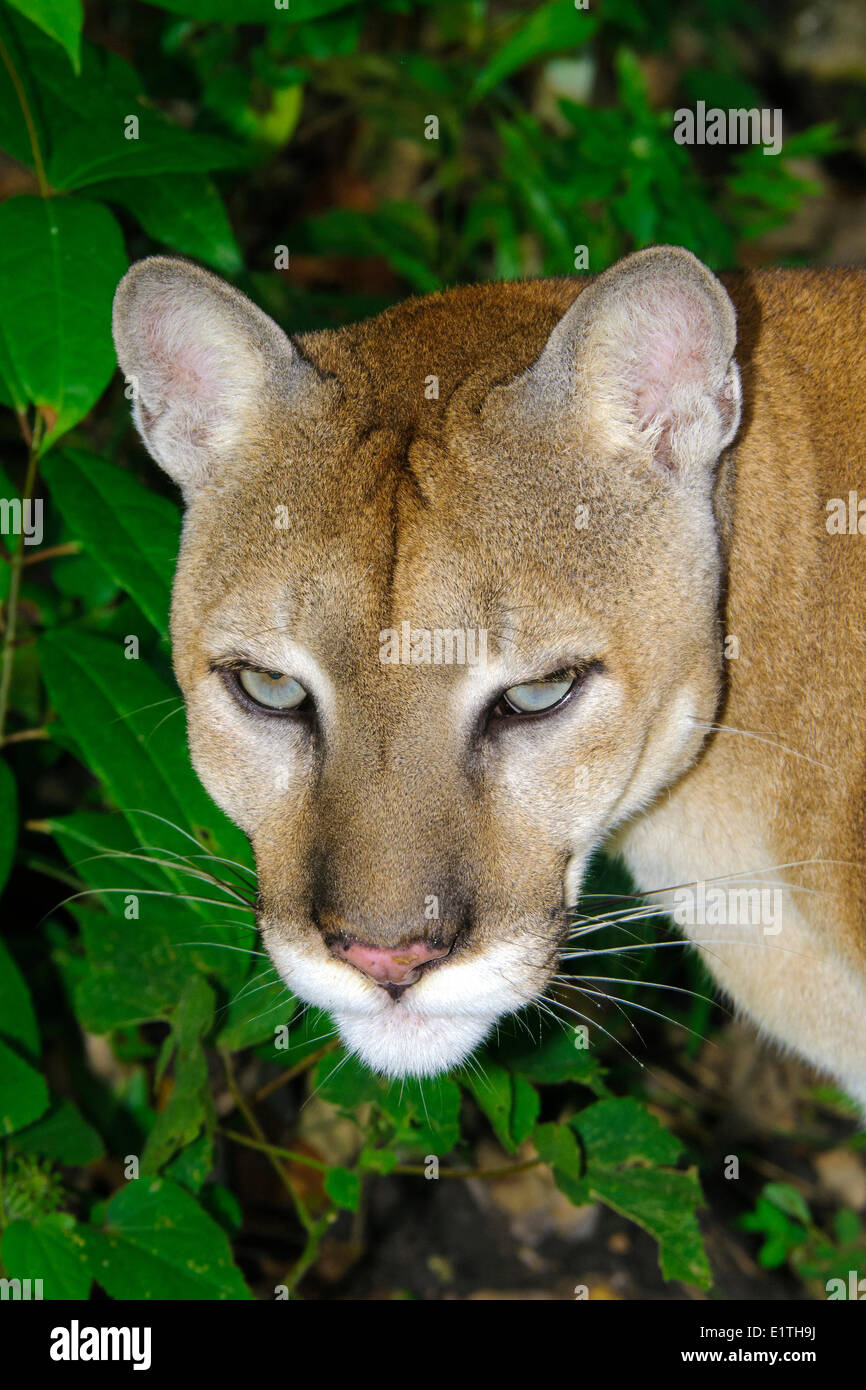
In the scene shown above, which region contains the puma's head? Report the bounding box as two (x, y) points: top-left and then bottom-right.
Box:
(112, 247), (741, 1077)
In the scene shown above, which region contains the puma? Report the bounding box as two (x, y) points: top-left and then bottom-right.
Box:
(112, 247), (866, 1105)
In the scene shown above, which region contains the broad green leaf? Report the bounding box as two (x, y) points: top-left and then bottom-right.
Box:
(565, 1099), (711, 1288)
(314, 1050), (383, 1109)
(0, 759), (18, 892)
(216, 959), (296, 1051)
(762, 1182), (812, 1226)
(358, 1145), (397, 1175)
(6, 0), (82, 73)
(142, 977), (215, 1174)
(571, 1097), (682, 1169)
(1, 1212), (92, 1298)
(165, 1131), (214, 1194)
(200, 1182), (242, 1236)
(379, 1074), (462, 1154)
(40, 629), (249, 866)
(471, 0), (598, 101)
(46, 812), (252, 1028)
(83, 1176), (251, 1299)
(41, 450), (181, 633)
(492, 1021), (605, 1090)
(90, 174), (243, 274)
(533, 1121), (581, 1179)
(11, 1097), (103, 1164)
(0, 197), (126, 445)
(41, 46), (248, 191)
(0, 1038), (49, 1134)
(0, 20), (246, 191)
(459, 1057), (516, 1152)
(324, 1165), (360, 1212)
(511, 1074), (540, 1147)
(461, 1062), (539, 1153)
(0, 937), (38, 1057)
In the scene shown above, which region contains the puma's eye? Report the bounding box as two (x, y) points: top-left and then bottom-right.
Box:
(237, 668), (308, 711)
(495, 671), (577, 718)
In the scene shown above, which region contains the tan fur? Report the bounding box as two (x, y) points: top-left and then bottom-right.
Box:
(112, 250), (866, 1095)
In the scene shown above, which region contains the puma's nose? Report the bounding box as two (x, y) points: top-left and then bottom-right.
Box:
(331, 938), (451, 986)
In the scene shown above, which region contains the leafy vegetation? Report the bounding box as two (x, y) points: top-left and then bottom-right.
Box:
(0, 0), (858, 1299)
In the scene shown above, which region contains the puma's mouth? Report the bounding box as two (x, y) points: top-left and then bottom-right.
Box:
(261, 924), (546, 1077)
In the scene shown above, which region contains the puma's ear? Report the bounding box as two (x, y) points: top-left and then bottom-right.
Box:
(499, 246), (741, 479)
(113, 257), (303, 496)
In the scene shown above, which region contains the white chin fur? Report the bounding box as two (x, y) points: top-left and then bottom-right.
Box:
(265, 934), (533, 1078)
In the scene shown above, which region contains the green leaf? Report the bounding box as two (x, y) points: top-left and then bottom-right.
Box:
(216, 959), (296, 1051)
(0, 1039), (49, 1134)
(567, 1099), (711, 1288)
(11, 1097), (103, 1164)
(83, 1176), (251, 1299)
(47, 812), (251, 1029)
(471, 0), (598, 101)
(572, 1097), (683, 1169)
(0, 759), (18, 895)
(762, 1182), (811, 1227)
(510, 1074), (540, 1148)
(200, 1181), (242, 1236)
(459, 1057), (516, 1153)
(324, 1165), (360, 1212)
(533, 1121), (581, 1179)
(493, 1021), (605, 1090)
(91, 174), (243, 274)
(6, 0), (82, 73)
(41, 450), (181, 633)
(0, 937), (38, 1057)
(0, 197), (127, 446)
(1, 1213), (93, 1298)
(142, 976), (215, 1174)
(379, 1074), (462, 1154)
(314, 1051), (383, 1109)
(164, 1131), (214, 1194)
(40, 629), (249, 865)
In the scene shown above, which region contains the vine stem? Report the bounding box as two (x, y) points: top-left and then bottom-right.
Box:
(253, 1041), (338, 1103)
(220, 1125), (544, 1182)
(0, 415), (44, 746)
(0, 33), (49, 197)
(219, 1050), (320, 1236)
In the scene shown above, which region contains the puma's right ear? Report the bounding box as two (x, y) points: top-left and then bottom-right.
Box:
(112, 257), (301, 496)
(487, 245), (741, 483)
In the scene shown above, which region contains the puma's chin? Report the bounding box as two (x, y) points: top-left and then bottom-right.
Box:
(265, 932), (539, 1078)
(335, 1006), (495, 1078)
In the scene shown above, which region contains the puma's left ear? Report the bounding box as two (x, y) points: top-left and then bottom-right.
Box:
(498, 245), (741, 479)
(112, 256), (318, 499)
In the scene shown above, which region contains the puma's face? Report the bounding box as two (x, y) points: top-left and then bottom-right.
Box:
(113, 247), (741, 1077)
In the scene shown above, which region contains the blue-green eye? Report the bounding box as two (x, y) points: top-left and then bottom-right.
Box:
(497, 672), (577, 717)
(237, 668), (308, 711)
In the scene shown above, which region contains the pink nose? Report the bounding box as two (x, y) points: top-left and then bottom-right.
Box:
(332, 938), (450, 986)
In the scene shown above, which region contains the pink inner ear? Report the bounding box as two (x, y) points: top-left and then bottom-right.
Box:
(627, 285), (716, 468)
(141, 290), (225, 409)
